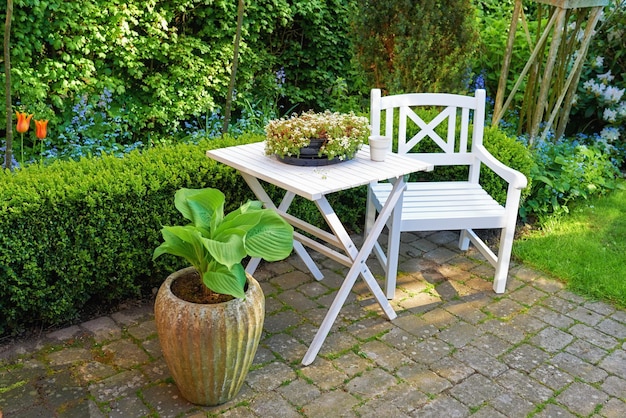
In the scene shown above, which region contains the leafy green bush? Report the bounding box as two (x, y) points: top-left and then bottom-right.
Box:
(353, 0), (480, 94)
(481, 125), (534, 205)
(471, 1), (542, 102)
(0, 134), (261, 335)
(2, 0), (362, 146)
(0, 132), (371, 335)
(520, 140), (624, 222)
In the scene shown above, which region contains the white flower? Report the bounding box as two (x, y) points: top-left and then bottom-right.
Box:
(608, 29), (623, 43)
(583, 79), (605, 96)
(603, 86), (625, 105)
(600, 126), (620, 142)
(617, 102), (626, 118)
(603, 108), (618, 123)
(597, 70), (615, 82)
(593, 56), (604, 68)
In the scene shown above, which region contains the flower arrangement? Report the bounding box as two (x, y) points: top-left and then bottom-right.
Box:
(264, 110), (369, 161)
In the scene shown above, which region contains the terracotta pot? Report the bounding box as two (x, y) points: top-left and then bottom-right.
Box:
(154, 267), (265, 406)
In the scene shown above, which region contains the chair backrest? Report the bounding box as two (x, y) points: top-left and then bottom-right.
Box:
(370, 89), (487, 178)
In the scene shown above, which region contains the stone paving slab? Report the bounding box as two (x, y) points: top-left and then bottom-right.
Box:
(1, 231), (625, 417)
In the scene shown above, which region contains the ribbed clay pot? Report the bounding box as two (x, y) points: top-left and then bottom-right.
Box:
(154, 267), (265, 406)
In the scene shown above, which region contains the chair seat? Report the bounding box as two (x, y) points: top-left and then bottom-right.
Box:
(370, 181), (507, 231)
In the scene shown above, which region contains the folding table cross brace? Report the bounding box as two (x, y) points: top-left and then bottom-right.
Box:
(207, 141), (432, 365)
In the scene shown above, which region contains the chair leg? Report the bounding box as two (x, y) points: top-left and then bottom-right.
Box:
(384, 193), (404, 299)
(459, 229), (471, 250)
(385, 224), (401, 299)
(493, 225), (516, 293)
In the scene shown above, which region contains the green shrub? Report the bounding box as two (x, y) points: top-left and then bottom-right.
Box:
(471, 0), (534, 101)
(481, 125), (534, 205)
(353, 0), (480, 94)
(0, 132), (371, 335)
(2, 0), (363, 143)
(520, 141), (624, 222)
(0, 134), (261, 335)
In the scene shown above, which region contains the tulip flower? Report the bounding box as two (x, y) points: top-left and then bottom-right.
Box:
(35, 119), (48, 140)
(35, 119), (49, 164)
(15, 111), (33, 165)
(16, 111), (33, 134)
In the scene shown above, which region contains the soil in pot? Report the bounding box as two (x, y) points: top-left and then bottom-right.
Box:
(170, 270), (235, 304)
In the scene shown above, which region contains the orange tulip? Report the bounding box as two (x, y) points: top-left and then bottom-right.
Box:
(35, 119), (49, 140)
(15, 111), (33, 134)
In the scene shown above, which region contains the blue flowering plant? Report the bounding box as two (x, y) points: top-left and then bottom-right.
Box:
(52, 89), (142, 160)
(153, 188), (294, 299)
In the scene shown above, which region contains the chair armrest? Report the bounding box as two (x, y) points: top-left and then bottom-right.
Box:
(474, 144), (528, 190)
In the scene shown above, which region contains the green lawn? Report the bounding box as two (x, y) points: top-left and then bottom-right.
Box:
(513, 182), (626, 308)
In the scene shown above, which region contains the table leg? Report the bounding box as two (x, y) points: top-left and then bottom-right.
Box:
(314, 198), (396, 320)
(239, 173), (324, 280)
(302, 177), (407, 365)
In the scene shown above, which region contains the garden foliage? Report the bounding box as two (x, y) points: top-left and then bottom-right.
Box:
(0, 122), (529, 335)
(1, 0), (625, 333)
(1, 0), (361, 142)
(353, 0), (480, 94)
(569, 1), (626, 145)
(521, 139), (624, 221)
(0, 135), (258, 335)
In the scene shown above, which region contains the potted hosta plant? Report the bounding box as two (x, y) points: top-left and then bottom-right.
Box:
(265, 110), (370, 166)
(152, 187), (293, 406)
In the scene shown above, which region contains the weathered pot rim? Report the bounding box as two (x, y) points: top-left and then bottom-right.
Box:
(160, 266), (257, 308)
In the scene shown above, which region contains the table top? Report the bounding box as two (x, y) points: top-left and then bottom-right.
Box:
(207, 141), (433, 200)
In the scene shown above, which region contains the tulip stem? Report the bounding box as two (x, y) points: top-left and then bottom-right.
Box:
(20, 133), (24, 166)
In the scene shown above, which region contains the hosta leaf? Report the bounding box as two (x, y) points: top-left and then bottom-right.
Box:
(152, 225), (208, 272)
(203, 263), (247, 299)
(203, 234), (246, 268)
(244, 212), (293, 261)
(175, 188), (224, 230)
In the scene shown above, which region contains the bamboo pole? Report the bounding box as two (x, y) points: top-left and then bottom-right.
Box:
(493, 10), (558, 126)
(522, 4), (547, 134)
(546, 6), (604, 140)
(529, 6), (567, 143)
(493, 0), (607, 141)
(492, 0), (523, 126)
(222, 0), (245, 136)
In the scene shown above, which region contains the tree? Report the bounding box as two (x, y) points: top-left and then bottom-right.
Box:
(3, 0), (13, 170)
(353, 0), (480, 94)
(222, 0), (245, 136)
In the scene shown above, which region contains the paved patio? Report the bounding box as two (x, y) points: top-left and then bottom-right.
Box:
(1, 230), (625, 417)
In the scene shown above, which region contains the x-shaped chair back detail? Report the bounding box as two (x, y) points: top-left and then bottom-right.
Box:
(366, 88), (528, 296)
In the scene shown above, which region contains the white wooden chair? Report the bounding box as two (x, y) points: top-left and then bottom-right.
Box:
(365, 89), (528, 297)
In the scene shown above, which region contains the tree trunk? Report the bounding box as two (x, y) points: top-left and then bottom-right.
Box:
(4, 0), (14, 170)
(222, 0), (245, 136)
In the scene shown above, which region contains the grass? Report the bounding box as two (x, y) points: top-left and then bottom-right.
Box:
(513, 182), (626, 308)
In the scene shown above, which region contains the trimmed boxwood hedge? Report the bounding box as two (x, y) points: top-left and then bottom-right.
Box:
(0, 126), (531, 336)
(0, 135), (261, 335)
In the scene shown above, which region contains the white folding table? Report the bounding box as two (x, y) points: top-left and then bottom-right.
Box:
(207, 141), (432, 365)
